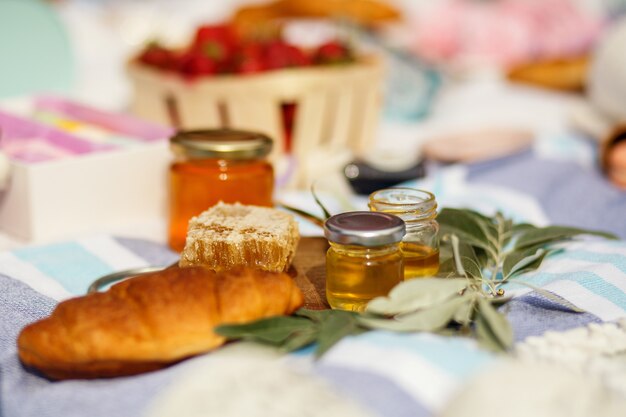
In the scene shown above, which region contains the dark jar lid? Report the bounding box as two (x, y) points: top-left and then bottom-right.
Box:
(324, 211), (405, 247)
(170, 129), (273, 160)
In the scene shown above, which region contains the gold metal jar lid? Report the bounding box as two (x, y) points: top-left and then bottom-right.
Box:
(170, 129), (273, 160)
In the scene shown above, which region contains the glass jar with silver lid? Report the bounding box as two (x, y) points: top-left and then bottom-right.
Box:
(324, 211), (405, 311)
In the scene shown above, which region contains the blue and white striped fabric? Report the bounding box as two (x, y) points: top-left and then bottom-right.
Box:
(309, 241), (626, 417)
(1, 233), (626, 417)
(315, 332), (494, 417)
(2, 133), (626, 417)
(502, 240), (626, 322)
(0, 236), (178, 301)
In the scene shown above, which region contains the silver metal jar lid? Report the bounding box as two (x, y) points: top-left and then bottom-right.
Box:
(324, 211), (405, 247)
(170, 129), (273, 160)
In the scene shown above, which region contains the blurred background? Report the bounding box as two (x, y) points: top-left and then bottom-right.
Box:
(1, 0), (626, 247)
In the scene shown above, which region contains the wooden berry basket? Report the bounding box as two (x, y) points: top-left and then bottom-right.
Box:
(127, 57), (383, 187)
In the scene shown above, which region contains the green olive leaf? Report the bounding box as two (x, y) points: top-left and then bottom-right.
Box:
(475, 312), (505, 352)
(467, 209), (496, 224)
(453, 297), (476, 326)
(476, 298), (513, 350)
(281, 328), (318, 352)
(438, 208), (489, 242)
(502, 246), (549, 279)
(217, 311), (365, 357)
(366, 278), (468, 316)
(472, 247), (491, 271)
(315, 310), (362, 357)
(437, 258), (457, 277)
(449, 234), (467, 278)
(448, 234), (483, 279)
(511, 223), (538, 235)
(295, 308), (334, 322)
(438, 208), (496, 252)
(215, 316), (314, 345)
(277, 203), (325, 228)
(512, 281), (585, 313)
(514, 226), (617, 250)
(489, 295), (513, 306)
(440, 225), (493, 254)
(360, 296), (468, 332)
(311, 184), (332, 220)
(467, 210), (500, 249)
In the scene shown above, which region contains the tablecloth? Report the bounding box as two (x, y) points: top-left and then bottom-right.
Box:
(2, 231), (626, 417)
(2, 139), (626, 417)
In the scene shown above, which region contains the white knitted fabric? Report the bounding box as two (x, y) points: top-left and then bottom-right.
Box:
(515, 319), (626, 397)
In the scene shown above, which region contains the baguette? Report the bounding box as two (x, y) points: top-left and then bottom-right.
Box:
(17, 266), (303, 380)
(179, 203), (299, 272)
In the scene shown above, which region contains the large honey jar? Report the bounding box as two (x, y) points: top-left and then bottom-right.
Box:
(168, 129), (274, 251)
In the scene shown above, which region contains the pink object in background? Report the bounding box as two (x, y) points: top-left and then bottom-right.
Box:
(34, 96), (173, 141)
(0, 97), (174, 164)
(414, 0), (603, 69)
(0, 111), (117, 163)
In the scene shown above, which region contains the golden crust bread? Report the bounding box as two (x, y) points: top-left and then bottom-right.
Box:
(17, 267), (303, 380)
(179, 203), (300, 272)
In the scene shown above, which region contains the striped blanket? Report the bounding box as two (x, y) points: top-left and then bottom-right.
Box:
(1, 232), (625, 417)
(2, 138), (626, 416)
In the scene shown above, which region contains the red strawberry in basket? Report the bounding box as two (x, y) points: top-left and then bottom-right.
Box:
(192, 24), (238, 61)
(178, 52), (219, 78)
(236, 42), (267, 74)
(138, 42), (176, 70)
(314, 41), (353, 65)
(265, 41), (311, 70)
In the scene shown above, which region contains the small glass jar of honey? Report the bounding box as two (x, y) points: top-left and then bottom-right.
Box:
(168, 129), (274, 251)
(324, 211), (405, 311)
(369, 188), (440, 279)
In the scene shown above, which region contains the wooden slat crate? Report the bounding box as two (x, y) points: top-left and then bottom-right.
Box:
(127, 58), (383, 188)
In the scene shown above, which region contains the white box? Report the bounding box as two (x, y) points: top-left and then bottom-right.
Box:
(0, 142), (171, 242)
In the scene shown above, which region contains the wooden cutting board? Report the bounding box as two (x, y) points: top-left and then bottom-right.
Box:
(289, 237), (330, 310)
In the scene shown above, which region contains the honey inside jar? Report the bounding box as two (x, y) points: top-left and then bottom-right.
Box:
(326, 243), (403, 311)
(368, 188), (440, 280)
(400, 242), (440, 279)
(168, 130), (274, 252)
(324, 211), (406, 312)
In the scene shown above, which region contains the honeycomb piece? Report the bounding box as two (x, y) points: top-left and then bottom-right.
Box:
(179, 202), (300, 272)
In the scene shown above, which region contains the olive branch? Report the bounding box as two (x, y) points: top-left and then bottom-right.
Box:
(216, 207), (617, 355)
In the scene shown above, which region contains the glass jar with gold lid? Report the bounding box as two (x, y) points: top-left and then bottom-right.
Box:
(168, 129), (274, 251)
(324, 211), (405, 312)
(369, 188), (439, 279)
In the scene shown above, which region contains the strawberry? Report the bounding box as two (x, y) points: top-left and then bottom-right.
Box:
(265, 41), (311, 70)
(142, 24), (355, 79)
(237, 55), (267, 74)
(314, 41), (353, 65)
(193, 24), (237, 47)
(286, 45), (311, 67)
(235, 42), (267, 74)
(138, 42), (176, 70)
(178, 52), (219, 78)
(192, 24), (238, 62)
